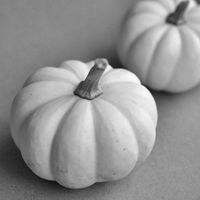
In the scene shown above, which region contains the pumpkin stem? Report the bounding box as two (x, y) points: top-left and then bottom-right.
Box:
(166, 1), (189, 25)
(74, 58), (107, 100)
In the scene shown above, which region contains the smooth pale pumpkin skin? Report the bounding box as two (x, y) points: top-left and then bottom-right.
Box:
(10, 60), (157, 189)
(118, 0), (200, 92)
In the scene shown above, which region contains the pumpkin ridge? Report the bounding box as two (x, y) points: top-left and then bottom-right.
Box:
(126, 25), (167, 82)
(100, 95), (156, 164)
(19, 96), (77, 180)
(51, 100), (97, 188)
(18, 95), (75, 137)
(138, 0), (174, 12)
(60, 60), (90, 81)
(124, 23), (160, 67)
(49, 98), (81, 181)
(165, 27), (186, 90)
(23, 67), (79, 87)
(167, 26), (200, 91)
(22, 80), (75, 93)
(11, 82), (76, 147)
(118, 13), (164, 65)
(49, 98), (81, 180)
(163, 28), (183, 90)
(102, 82), (157, 125)
(61, 65), (80, 81)
(102, 81), (140, 88)
(187, 8), (200, 22)
(101, 90), (156, 126)
(157, 0), (175, 11)
(146, 26), (173, 89)
(94, 96), (139, 158)
(128, 10), (165, 21)
(89, 102), (102, 182)
(143, 26), (169, 84)
(188, 28), (200, 88)
(101, 69), (141, 86)
(24, 80), (77, 89)
(130, 1), (169, 17)
(88, 102), (105, 182)
(188, 24), (200, 43)
(163, 27), (182, 90)
(94, 100), (138, 182)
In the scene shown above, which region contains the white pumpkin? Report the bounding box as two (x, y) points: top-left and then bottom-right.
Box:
(10, 59), (157, 189)
(118, 0), (200, 92)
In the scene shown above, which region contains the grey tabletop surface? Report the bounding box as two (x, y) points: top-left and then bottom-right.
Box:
(0, 0), (200, 199)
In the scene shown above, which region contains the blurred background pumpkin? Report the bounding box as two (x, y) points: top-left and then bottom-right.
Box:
(118, 0), (200, 92)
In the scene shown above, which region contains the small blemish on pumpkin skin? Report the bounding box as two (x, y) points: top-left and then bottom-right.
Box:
(87, 175), (93, 180)
(55, 166), (69, 174)
(112, 171), (116, 176)
(26, 160), (33, 167)
(26, 161), (33, 168)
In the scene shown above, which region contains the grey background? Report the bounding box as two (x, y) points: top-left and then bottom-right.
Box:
(0, 0), (200, 199)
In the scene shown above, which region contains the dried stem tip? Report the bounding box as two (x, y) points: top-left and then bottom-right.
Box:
(166, 1), (189, 26)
